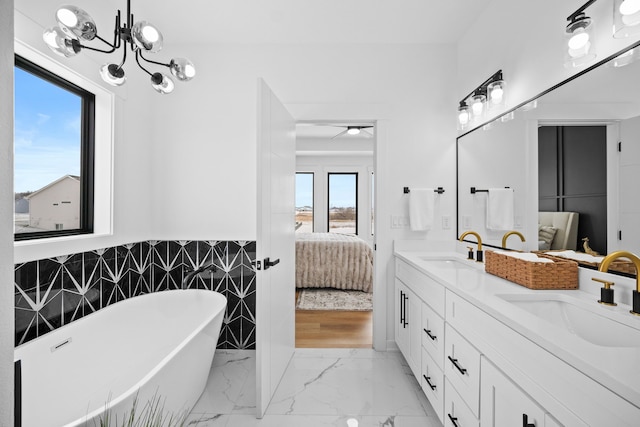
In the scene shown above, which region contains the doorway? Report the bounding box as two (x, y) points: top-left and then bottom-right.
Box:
(538, 125), (608, 254)
(294, 122), (375, 348)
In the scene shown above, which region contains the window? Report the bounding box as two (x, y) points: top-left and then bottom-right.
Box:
(295, 173), (314, 233)
(328, 173), (358, 235)
(14, 55), (95, 240)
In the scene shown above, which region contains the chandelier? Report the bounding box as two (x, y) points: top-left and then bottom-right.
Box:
(42, 1), (195, 94)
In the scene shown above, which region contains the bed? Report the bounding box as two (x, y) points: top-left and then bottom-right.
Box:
(295, 232), (373, 293)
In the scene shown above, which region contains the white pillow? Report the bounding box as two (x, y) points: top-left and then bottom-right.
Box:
(538, 225), (558, 250)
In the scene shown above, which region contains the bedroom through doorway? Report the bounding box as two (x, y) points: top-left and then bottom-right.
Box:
(294, 122), (375, 348)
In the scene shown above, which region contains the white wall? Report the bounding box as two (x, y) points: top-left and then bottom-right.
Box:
(457, 0), (640, 125)
(150, 43), (459, 347)
(296, 153), (374, 244)
(619, 115), (640, 254)
(0, 1), (14, 423)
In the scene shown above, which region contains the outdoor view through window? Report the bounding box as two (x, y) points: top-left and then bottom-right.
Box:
(14, 64), (82, 235)
(295, 172), (358, 235)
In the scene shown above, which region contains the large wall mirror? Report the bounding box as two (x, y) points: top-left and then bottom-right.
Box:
(457, 41), (640, 277)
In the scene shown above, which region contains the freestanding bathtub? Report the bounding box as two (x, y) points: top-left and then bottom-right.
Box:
(14, 289), (227, 427)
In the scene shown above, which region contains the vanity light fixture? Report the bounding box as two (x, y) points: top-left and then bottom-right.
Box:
(564, 1), (598, 68)
(456, 70), (505, 130)
(457, 101), (471, 130)
(42, 0), (196, 94)
(614, 0), (640, 37)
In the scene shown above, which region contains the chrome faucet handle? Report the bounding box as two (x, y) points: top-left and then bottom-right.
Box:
(592, 277), (617, 306)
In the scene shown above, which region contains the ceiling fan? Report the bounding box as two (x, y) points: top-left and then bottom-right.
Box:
(330, 125), (374, 139)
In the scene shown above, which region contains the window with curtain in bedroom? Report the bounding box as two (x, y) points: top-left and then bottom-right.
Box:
(14, 55), (95, 240)
(295, 172), (314, 233)
(328, 172), (358, 235)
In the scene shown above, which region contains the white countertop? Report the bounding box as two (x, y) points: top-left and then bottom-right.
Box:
(394, 250), (640, 410)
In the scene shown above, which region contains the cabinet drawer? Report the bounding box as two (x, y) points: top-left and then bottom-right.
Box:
(445, 324), (481, 417)
(421, 301), (445, 368)
(422, 348), (444, 424)
(444, 378), (479, 427)
(396, 259), (445, 316)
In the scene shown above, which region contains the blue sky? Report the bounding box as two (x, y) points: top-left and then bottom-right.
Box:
(14, 66), (81, 193)
(296, 173), (357, 208)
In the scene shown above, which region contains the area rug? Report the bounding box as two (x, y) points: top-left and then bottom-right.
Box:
(296, 289), (373, 311)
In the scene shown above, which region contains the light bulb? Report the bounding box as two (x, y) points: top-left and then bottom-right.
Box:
(346, 418), (359, 427)
(151, 73), (175, 94)
(458, 110), (470, 126)
(568, 31), (589, 51)
(56, 8), (78, 28)
(142, 25), (160, 43)
(471, 95), (485, 117)
(490, 87), (504, 104)
(347, 127), (360, 135)
(620, 0), (640, 16)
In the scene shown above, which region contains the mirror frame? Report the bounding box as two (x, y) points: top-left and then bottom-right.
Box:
(455, 40), (640, 277)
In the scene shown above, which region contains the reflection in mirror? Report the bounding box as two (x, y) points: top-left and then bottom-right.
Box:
(457, 42), (640, 276)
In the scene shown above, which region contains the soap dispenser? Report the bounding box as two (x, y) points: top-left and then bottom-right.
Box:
(592, 277), (616, 306)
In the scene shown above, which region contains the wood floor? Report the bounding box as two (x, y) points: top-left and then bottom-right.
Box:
(295, 291), (373, 348)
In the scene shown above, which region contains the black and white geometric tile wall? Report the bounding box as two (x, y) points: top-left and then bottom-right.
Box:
(14, 240), (257, 349)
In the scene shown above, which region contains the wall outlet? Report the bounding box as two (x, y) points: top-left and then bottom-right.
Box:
(391, 215), (409, 229)
(442, 215), (451, 229)
(462, 215), (472, 229)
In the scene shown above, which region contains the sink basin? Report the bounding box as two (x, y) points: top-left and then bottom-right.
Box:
(418, 257), (478, 270)
(498, 294), (640, 348)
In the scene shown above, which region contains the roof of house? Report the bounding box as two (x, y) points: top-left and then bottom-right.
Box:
(25, 175), (80, 199)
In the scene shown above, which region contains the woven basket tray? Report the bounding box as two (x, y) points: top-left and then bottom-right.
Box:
(485, 250), (578, 290)
(534, 250), (638, 276)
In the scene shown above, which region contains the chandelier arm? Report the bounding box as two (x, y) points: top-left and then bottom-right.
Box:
(75, 42), (117, 55)
(135, 50), (154, 76)
(137, 51), (171, 68)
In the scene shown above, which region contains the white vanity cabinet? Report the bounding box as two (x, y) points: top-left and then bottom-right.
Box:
(394, 254), (640, 427)
(481, 358), (561, 427)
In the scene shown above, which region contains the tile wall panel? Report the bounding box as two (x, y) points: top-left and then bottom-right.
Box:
(14, 240), (257, 349)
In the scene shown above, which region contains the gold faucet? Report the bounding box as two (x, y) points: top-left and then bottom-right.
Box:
(598, 250), (640, 316)
(501, 231), (526, 249)
(460, 231), (483, 262)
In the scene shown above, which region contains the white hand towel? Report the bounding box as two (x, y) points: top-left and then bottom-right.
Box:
(409, 188), (435, 231)
(486, 188), (514, 231)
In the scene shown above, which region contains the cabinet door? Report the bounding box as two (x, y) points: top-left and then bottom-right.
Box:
(481, 357), (553, 427)
(395, 279), (409, 357)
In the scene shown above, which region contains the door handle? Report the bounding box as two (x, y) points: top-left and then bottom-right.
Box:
(263, 257), (280, 270)
(423, 374), (437, 390)
(424, 328), (437, 341)
(447, 356), (468, 375)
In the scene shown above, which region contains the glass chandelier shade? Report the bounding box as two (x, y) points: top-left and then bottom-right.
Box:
(564, 12), (596, 68)
(42, 1), (195, 94)
(614, 0), (640, 38)
(55, 5), (97, 41)
(43, 26), (80, 57)
(100, 64), (126, 86)
(151, 73), (175, 94)
(132, 21), (164, 52)
(170, 58), (196, 81)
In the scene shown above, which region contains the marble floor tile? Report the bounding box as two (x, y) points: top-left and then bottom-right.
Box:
(188, 349), (442, 427)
